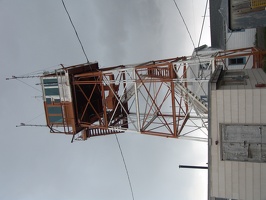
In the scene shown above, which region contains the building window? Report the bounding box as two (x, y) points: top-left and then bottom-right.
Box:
(220, 124), (266, 163)
(199, 63), (209, 70)
(48, 116), (63, 123)
(44, 87), (60, 96)
(43, 78), (58, 86)
(47, 105), (63, 124)
(200, 95), (208, 103)
(228, 57), (246, 65)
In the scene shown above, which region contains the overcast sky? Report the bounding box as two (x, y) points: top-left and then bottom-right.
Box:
(0, 0), (210, 199)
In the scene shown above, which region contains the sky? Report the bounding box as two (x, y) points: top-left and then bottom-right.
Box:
(0, 0), (210, 200)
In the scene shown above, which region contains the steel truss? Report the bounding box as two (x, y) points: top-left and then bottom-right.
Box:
(34, 47), (265, 142)
(71, 57), (209, 141)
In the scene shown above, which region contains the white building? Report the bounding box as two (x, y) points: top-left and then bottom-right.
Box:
(208, 67), (266, 200)
(210, 0), (257, 52)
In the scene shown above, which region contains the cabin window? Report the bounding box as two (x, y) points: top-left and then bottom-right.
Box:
(220, 124), (266, 163)
(54, 99), (61, 103)
(48, 116), (63, 123)
(43, 78), (58, 86)
(47, 106), (63, 124)
(44, 87), (59, 96)
(48, 106), (62, 114)
(46, 98), (52, 104)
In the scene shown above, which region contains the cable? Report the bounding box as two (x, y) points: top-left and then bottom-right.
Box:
(173, 0), (196, 49)
(24, 112), (45, 124)
(114, 134), (135, 200)
(225, 31), (233, 45)
(173, 0), (210, 97)
(16, 78), (42, 92)
(61, 0), (89, 63)
(197, 0), (209, 48)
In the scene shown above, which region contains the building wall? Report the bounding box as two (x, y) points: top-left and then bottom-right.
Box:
(210, 69), (266, 200)
(226, 29), (256, 50)
(225, 29), (256, 70)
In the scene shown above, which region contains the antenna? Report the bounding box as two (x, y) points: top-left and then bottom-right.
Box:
(179, 165), (208, 169)
(16, 123), (47, 128)
(6, 75), (41, 80)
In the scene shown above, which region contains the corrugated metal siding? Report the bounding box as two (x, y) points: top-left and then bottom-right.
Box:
(226, 29), (256, 50)
(210, 69), (266, 199)
(219, 69), (266, 90)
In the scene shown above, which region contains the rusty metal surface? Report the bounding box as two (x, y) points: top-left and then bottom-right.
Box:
(229, 0), (266, 29)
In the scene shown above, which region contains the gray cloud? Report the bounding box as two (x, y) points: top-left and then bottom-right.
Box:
(91, 0), (163, 65)
(0, 1), (209, 199)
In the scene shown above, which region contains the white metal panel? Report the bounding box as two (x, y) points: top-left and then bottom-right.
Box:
(230, 89), (238, 123)
(217, 90), (226, 197)
(217, 90), (225, 133)
(253, 89), (261, 123)
(246, 163), (253, 200)
(232, 162), (239, 199)
(261, 164), (266, 199)
(253, 163), (261, 200)
(259, 69), (266, 83)
(238, 90), (246, 123)
(211, 91), (219, 197)
(211, 153), (219, 197)
(261, 89), (266, 123)
(223, 90), (231, 123)
(247, 69), (257, 89)
(245, 90), (253, 123)
(225, 161), (232, 197)
(211, 91), (218, 141)
(226, 29), (256, 50)
(239, 163), (246, 200)
(218, 161), (226, 197)
(245, 71), (253, 90)
(246, 56), (254, 70)
(253, 69), (265, 84)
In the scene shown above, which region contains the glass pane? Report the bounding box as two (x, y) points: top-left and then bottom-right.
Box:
(48, 116), (63, 123)
(45, 88), (59, 96)
(43, 78), (58, 86)
(48, 106), (62, 114)
(236, 58), (244, 64)
(46, 98), (52, 104)
(54, 99), (61, 103)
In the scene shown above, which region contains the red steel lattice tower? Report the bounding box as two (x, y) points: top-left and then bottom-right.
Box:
(36, 47), (266, 142)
